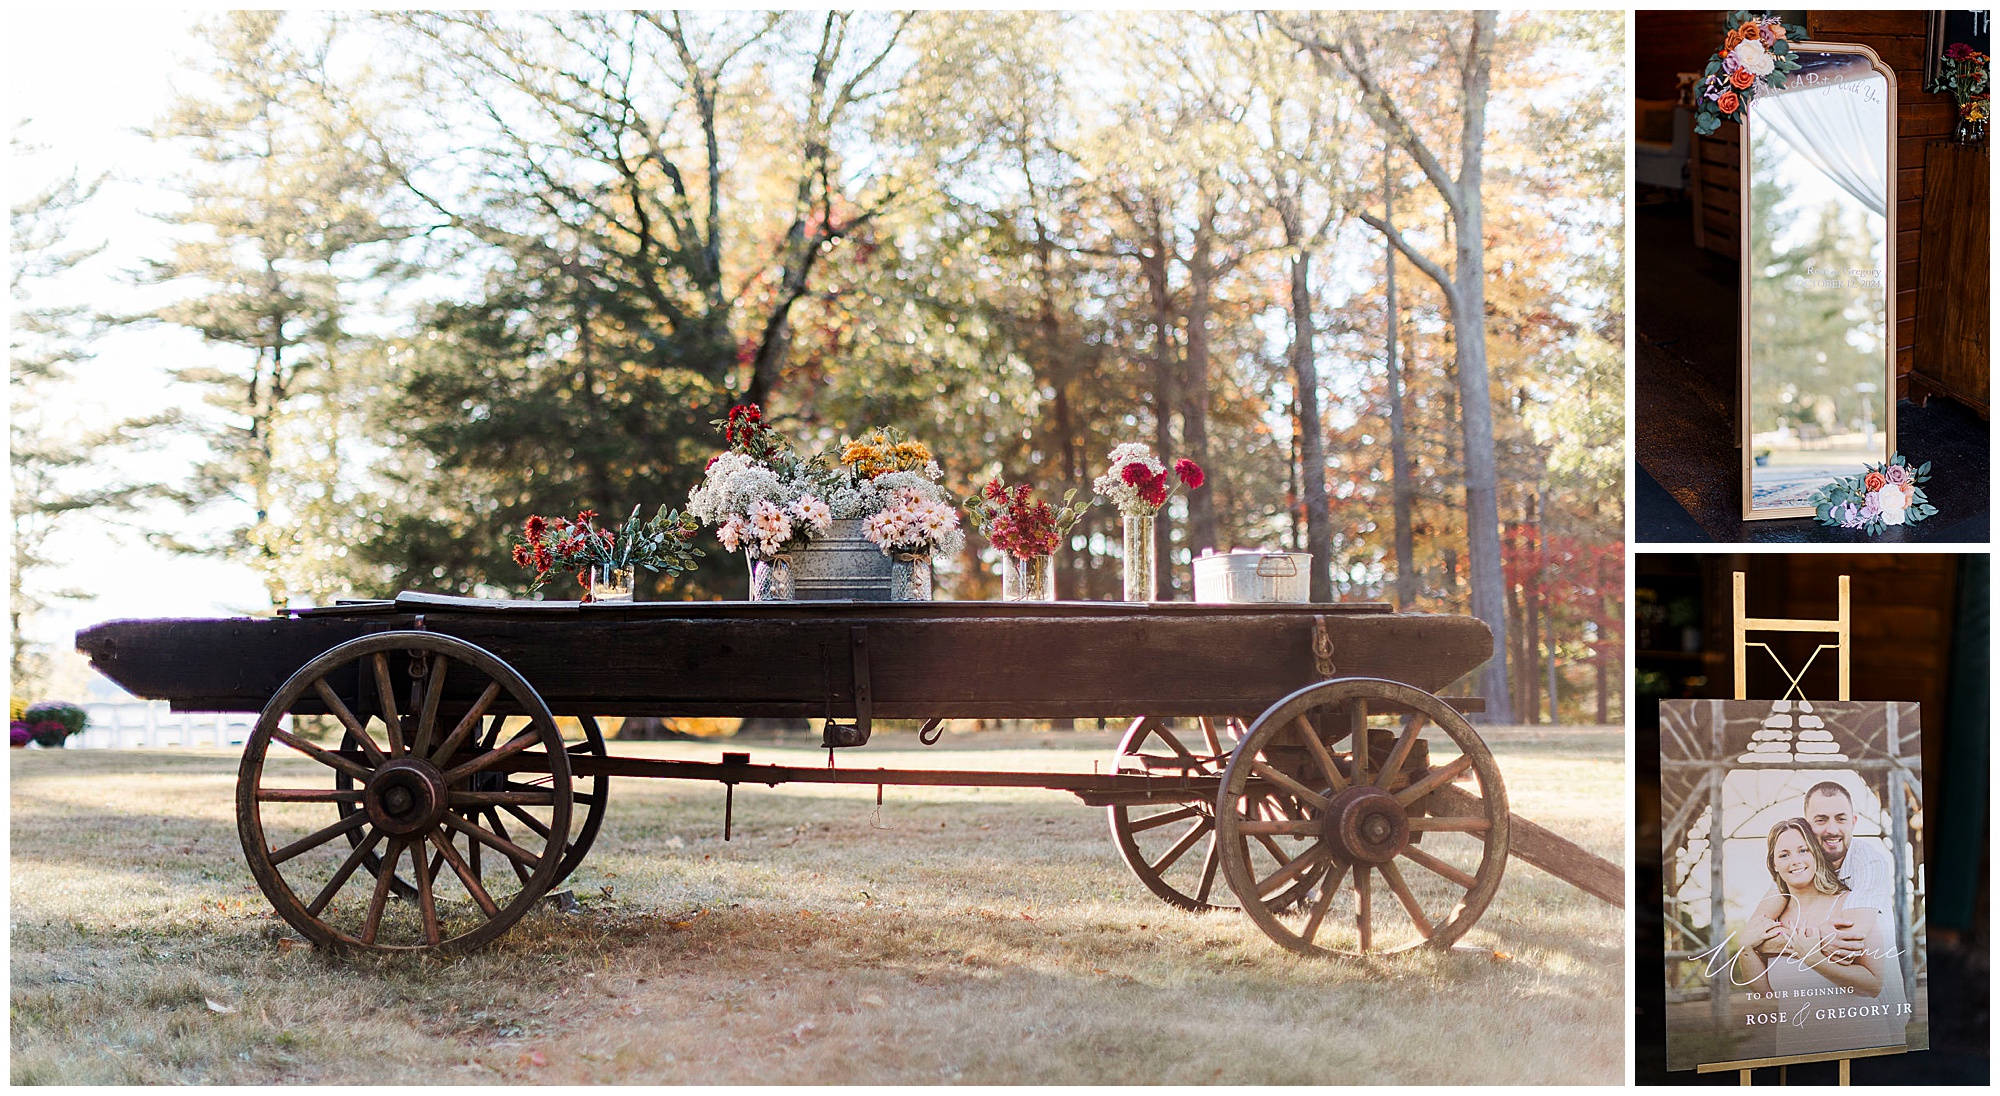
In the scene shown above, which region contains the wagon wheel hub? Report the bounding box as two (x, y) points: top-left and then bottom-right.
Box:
(364, 759), (450, 837)
(1325, 784), (1408, 865)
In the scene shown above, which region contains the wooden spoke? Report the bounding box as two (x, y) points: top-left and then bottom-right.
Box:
(306, 825), (385, 918)
(370, 653), (406, 757)
(1256, 843), (1326, 898)
(429, 682), (502, 765)
(1299, 861), (1350, 948)
(1150, 817), (1212, 874)
(361, 837), (405, 945)
(430, 829), (499, 918)
(268, 809), (370, 865)
(270, 727), (372, 782)
(1355, 866), (1373, 952)
(1236, 818), (1321, 836)
(411, 840), (441, 946)
(1197, 716), (1225, 757)
(1400, 843), (1478, 890)
(486, 809), (535, 884)
(1249, 760), (1331, 811)
(442, 809), (543, 874)
(256, 788), (366, 804)
(1407, 815), (1493, 833)
(1377, 860), (1435, 939)
(1148, 721), (1199, 764)
(501, 802), (554, 839)
(1349, 700), (1370, 786)
(1394, 753), (1475, 807)
(312, 680), (386, 765)
(442, 729), (547, 783)
(1126, 805), (1202, 833)
(1290, 716), (1348, 793)
(1374, 714), (1429, 789)
(450, 789), (557, 808)
(410, 659), (448, 760)
(1195, 835), (1223, 905)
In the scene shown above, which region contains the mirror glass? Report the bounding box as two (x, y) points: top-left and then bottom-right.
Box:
(1744, 51), (1892, 514)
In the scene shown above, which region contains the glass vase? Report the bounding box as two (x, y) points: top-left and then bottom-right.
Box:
(750, 554), (795, 601)
(1955, 112), (1988, 145)
(1000, 553), (1057, 601)
(586, 565), (635, 604)
(1122, 513), (1157, 601)
(888, 554), (933, 601)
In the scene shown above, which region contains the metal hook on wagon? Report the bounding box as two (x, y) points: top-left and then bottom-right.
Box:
(918, 718), (945, 746)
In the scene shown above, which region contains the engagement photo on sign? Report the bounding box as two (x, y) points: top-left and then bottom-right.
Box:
(1660, 699), (1928, 1071)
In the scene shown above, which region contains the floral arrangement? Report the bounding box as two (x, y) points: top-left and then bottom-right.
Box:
(1693, 12), (1808, 136)
(512, 505), (704, 594)
(964, 479), (1091, 559)
(840, 426), (936, 481)
(1810, 454), (1936, 533)
(862, 486), (964, 558)
(1929, 42), (1990, 138)
(17, 701), (87, 748)
(1091, 442), (1204, 516)
(689, 405), (836, 561)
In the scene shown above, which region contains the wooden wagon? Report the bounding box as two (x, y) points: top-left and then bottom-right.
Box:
(74, 593), (1620, 957)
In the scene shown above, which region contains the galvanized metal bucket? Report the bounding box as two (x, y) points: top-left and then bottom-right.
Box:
(1192, 549), (1312, 603)
(790, 518), (896, 600)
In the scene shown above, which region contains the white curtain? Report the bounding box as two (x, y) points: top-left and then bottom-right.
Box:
(1754, 76), (1889, 218)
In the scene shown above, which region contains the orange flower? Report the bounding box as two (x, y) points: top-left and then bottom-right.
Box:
(1730, 67), (1756, 90)
(1718, 90), (1741, 115)
(1864, 471), (1887, 492)
(1725, 29), (1744, 50)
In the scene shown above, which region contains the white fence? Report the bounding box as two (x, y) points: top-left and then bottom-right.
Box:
(67, 702), (256, 749)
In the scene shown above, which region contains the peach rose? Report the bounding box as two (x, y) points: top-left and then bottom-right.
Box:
(1730, 66), (1756, 90)
(1864, 471), (1887, 492)
(1770, 22), (1787, 39)
(1718, 90), (1741, 115)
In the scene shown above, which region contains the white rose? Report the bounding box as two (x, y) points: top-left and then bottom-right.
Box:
(1877, 486), (1907, 525)
(1734, 39), (1775, 78)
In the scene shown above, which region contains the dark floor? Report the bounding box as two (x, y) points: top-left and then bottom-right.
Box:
(1635, 201), (1991, 543)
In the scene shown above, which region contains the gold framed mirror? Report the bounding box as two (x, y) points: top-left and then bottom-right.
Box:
(1740, 43), (1897, 520)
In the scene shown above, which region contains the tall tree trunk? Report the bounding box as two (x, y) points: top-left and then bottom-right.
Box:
(1139, 208), (1179, 599)
(1384, 149), (1416, 611)
(1289, 251), (1332, 602)
(1451, 67), (1511, 721)
(1182, 192), (1220, 556)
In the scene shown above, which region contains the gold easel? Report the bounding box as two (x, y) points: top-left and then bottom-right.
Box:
(1695, 573), (1903, 1085)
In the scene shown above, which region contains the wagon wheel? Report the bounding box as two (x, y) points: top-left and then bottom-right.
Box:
(334, 713), (608, 897)
(1215, 678), (1508, 957)
(1107, 715), (1324, 912)
(237, 631), (572, 954)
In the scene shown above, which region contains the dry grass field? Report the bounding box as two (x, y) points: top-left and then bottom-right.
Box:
(11, 725), (1623, 1084)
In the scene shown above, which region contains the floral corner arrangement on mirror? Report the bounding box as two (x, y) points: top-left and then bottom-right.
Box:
(1928, 41), (1990, 144)
(512, 504), (703, 602)
(964, 478), (1092, 601)
(1693, 11), (1808, 135)
(1810, 454), (1937, 533)
(1092, 443), (1203, 602)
